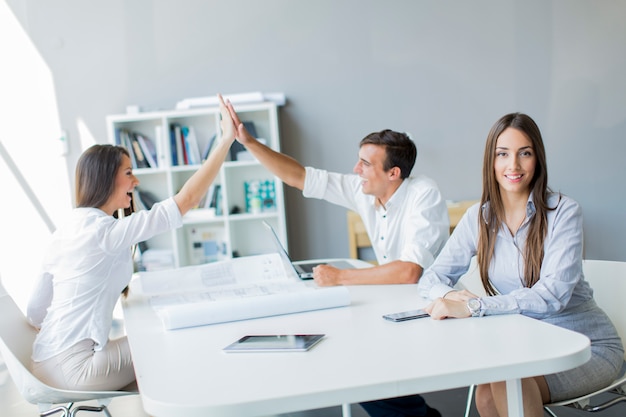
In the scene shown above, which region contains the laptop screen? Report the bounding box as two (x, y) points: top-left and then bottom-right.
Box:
(262, 221), (300, 279)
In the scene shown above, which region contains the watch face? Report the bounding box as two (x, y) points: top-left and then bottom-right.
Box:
(468, 298), (481, 315)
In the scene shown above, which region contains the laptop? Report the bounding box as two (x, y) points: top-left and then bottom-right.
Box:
(262, 221), (354, 280)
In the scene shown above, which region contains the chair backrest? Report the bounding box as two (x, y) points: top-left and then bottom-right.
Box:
(0, 280), (132, 405)
(346, 210), (377, 264)
(582, 259), (626, 350)
(0, 281), (48, 403)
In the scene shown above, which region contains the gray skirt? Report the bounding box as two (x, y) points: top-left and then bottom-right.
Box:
(541, 299), (624, 402)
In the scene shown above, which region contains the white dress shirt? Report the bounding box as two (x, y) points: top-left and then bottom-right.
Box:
(28, 197), (182, 362)
(302, 166), (449, 268)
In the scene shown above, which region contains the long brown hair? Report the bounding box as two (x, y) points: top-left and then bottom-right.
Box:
(75, 144), (135, 217)
(477, 113), (553, 295)
(75, 145), (136, 297)
(75, 145), (129, 208)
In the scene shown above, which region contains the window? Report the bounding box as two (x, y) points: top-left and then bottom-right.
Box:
(0, 2), (71, 312)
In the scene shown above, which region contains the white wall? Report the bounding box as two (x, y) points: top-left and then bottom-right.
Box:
(6, 0), (626, 262)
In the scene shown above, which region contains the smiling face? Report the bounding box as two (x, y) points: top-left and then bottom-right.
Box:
(493, 127), (536, 199)
(99, 155), (139, 215)
(353, 144), (399, 201)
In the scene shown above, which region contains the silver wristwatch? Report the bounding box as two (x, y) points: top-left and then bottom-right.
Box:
(467, 298), (482, 317)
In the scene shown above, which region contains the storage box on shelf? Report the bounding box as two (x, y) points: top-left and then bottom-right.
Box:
(106, 101), (287, 269)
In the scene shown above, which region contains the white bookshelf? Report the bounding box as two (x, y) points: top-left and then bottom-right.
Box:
(106, 101), (287, 269)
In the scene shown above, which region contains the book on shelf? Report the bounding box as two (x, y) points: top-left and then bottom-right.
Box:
(154, 125), (166, 167)
(201, 133), (217, 161)
(136, 133), (158, 168)
(181, 126), (202, 165)
(116, 130), (137, 168)
(129, 252), (351, 330)
(135, 188), (159, 210)
(199, 183), (216, 209)
(206, 184), (223, 215)
(115, 129), (159, 169)
(169, 125), (179, 166)
(170, 124), (188, 165)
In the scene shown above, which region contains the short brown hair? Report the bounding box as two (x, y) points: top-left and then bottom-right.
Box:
(359, 129), (416, 179)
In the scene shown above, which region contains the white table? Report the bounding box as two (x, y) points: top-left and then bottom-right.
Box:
(122, 261), (590, 417)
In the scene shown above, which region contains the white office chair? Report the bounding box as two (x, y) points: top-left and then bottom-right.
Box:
(0, 280), (136, 417)
(464, 259), (626, 417)
(543, 259), (626, 416)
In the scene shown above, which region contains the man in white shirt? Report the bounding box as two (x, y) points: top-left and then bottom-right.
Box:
(227, 104), (449, 287)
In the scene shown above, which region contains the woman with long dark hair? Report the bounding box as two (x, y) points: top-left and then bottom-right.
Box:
(418, 113), (623, 417)
(27, 95), (235, 391)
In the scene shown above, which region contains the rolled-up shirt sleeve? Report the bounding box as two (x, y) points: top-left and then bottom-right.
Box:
(302, 166), (361, 209)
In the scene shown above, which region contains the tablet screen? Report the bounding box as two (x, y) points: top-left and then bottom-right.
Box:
(223, 334), (325, 353)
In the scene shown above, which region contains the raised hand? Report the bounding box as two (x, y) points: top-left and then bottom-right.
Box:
(225, 99), (257, 145)
(218, 94), (236, 144)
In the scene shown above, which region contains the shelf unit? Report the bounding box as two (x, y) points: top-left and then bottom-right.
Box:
(106, 101), (287, 269)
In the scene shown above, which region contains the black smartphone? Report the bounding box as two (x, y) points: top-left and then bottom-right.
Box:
(382, 309), (429, 322)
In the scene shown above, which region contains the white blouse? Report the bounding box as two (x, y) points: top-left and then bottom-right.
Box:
(28, 197), (182, 362)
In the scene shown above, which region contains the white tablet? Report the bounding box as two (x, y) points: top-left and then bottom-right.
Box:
(223, 334), (325, 353)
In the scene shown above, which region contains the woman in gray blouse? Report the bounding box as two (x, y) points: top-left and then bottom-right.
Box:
(418, 112), (623, 417)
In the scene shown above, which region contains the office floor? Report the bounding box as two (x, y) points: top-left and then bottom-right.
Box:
(3, 364), (624, 417)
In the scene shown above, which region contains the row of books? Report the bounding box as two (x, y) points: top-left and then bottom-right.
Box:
(115, 129), (160, 169)
(171, 121), (260, 166)
(170, 124), (216, 166)
(197, 184), (223, 215)
(116, 120), (259, 170)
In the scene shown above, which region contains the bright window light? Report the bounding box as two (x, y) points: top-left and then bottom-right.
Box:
(0, 1), (72, 312)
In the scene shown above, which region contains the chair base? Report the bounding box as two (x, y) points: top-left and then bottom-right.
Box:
(544, 390), (626, 416)
(40, 402), (112, 417)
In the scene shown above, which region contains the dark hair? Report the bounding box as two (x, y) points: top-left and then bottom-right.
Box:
(75, 144), (129, 209)
(477, 113), (553, 295)
(359, 129), (417, 179)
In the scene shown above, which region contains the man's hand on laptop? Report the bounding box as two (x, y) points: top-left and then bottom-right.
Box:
(313, 264), (343, 286)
